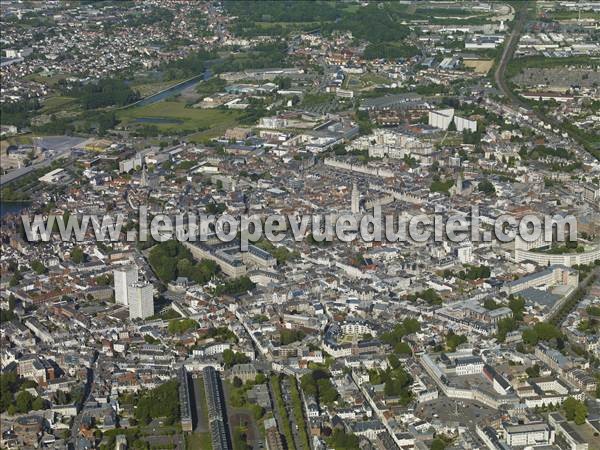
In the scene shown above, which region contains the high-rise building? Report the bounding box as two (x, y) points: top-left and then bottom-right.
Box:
(351, 182), (360, 214)
(128, 281), (154, 319)
(457, 243), (473, 264)
(114, 266), (138, 306)
(140, 164), (148, 187)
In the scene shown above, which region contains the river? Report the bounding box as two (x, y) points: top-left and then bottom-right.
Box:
(131, 69), (212, 107)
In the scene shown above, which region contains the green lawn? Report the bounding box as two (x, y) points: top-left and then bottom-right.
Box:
(270, 375), (295, 450)
(195, 378), (209, 430)
(546, 10), (600, 20)
(131, 78), (188, 97)
(186, 432), (212, 450)
(288, 376), (311, 450)
(40, 96), (78, 114)
(360, 73), (391, 86)
(25, 72), (68, 87)
(117, 102), (245, 134)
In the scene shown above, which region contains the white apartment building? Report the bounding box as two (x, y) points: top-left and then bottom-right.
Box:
(128, 281), (154, 320)
(114, 265), (138, 306)
(502, 265), (578, 296)
(503, 422), (553, 447)
(455, 356), (485, 376)
(341, 320), (377, 337)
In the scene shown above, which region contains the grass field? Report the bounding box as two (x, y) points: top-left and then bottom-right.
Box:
(360, 72), (391, 85)
(40, 96), (78, 114)
(270, 375), (294, 449)
(222, 381), (261, 450)
(186, 377), (212, 449)
(545, 10), (600, 20)
(25, 72), (68, 87)
(186, 431), (212, 450)
(117, 102), (245, 135)
(1, 134), (36, 146)
(131, 78), (187, 97)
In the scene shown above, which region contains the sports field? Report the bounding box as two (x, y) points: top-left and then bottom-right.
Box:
(117, 101), (244, 134)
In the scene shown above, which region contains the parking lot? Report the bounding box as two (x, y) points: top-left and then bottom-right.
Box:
(416, 397), (496, 429)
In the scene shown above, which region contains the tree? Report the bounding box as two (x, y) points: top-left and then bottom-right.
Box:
(574, 401), (588, 425)
(134, 379), (179, 426)
(526, 364), (540, 378)
(0, 308), (16, 324)
(250, 403), (265, 420)
(222, 349), (250, 369)
(395, 342), (413, 355)
(255, 373), (267, 385)
(149, 240), (219, 284)
(329, 429), (359, 450)
(509, 296), (526, 321)
(9, 271), (22, 287)
(445, 331), (467, 351)
(0, 372), (18, 412)
(71, 247), (86, 264)
(522, 328), (538, 346)
(280, 329), (305, 345)
(15, 390), (34, 413)
(458, 265), (491, 280)
(301, 369), (338, 406)
(381, 318), (421, 347)
(483, 298), (501, 310)
(223, 349), (235, 368)
(213, 276), (255, 296)
(563, 397), (579, 421)
(478, 179), (496, 196)
(31, 397), (46, 411)
(317, 378), (338, 404)
(30, 260), (47, 275)
(431, 438), (446, 450)
(534, 322), (561, 341)
(167, 318), (197, 335)
(300, 373), (318, 397)
(407, 288), (442, 306)
(496, 317), (517, 342)
(233, 376), (243, 388)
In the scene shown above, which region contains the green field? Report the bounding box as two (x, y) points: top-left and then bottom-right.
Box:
(40, 96), (78, 114)
(186, 378), (212, 450)
(131, 78), (188, 97)
(545, 10), (600, 20)
(186, 432), (212, 450)
(25, 72), (69, 87)
(117, 102), (245, 135)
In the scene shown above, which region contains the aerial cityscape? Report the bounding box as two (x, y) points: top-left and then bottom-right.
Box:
(1, 1), (600, 450)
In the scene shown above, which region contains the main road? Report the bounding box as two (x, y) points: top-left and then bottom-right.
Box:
(0, 136), (86, 187)
(493, 1), (598, 162)
(493, 1), (531, 109)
